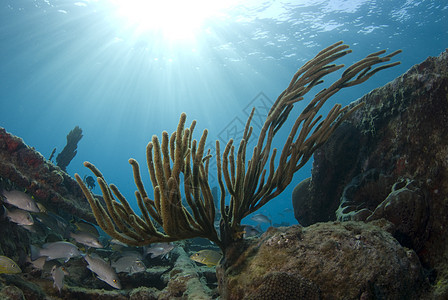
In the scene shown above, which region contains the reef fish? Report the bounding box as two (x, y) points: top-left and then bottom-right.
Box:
(70, 231), (103, 248)
(112, 255), (146, 275)
(190, 249), (222, 267)
(0, 255), (21, 274)
(51, 265), (69, 292)
(84, 254), (121, 289)
(273, 221), (290, 227)
(250, 213), (272, 225)
(72, 219), (100, 238)
(31, 241), (82, 262)
(37, 202), (47, 213)
(242, 224), (262, 238)
(110, 239), (129, 247)
(27, 256), (47, 270)
(144, 242), (175, 259)
(5, 207), (34, 226)
(2, 190), (40, 213)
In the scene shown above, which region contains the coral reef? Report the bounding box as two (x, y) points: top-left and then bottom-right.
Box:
(0, 240), (217, 299)
(217, 222), (429, 299)
(0, 127), (95, 222)
(0, 128), (96, 298)
(292, 49), (448, 295)
(5, 42), (434, 299)
(75, 42), (401, 253)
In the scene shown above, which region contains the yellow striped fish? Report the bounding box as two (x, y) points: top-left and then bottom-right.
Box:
(190, 250), (222, 267)
(0, 256), (21, 274)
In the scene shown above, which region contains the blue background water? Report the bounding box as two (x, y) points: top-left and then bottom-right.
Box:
(0, 0), (447, 230)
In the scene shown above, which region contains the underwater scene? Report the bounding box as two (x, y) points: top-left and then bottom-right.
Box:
(1, 0), (448, 299)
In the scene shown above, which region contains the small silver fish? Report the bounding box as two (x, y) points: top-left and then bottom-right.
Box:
(27, 256), (47, 270)
(273, 221), (290, 227)
(70, 231), (103, 248)
(144, 242), (175, 259)
(37, 202), (47, 213)
(84, 254), (121, 289)
(5, 207), (34, 226)
(242, 224), (262, 238)
(72, 219), (100, 238)
(112, 255), (146, 275)
(214, 220), (220, 230)
(2, 190), (40, 213)
(250, 213), (272, 225)
(31, 241), (82, 262)
(51, 265), (68, 292)
(110, 239), (129, 247)
(47, 213), (69, 230)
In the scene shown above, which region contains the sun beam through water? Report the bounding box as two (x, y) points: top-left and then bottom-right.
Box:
(109, 0), (238, 41)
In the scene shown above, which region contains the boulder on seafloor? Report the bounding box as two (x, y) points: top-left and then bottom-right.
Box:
(292, 49), (448, 293)
(217, 222), (429, 300)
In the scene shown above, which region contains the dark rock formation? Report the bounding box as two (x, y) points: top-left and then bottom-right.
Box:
(56, 126), (83, 171)
(217, 222), (428, 299)
(292, 49), (448, 294)
(293, 123), (361, 227)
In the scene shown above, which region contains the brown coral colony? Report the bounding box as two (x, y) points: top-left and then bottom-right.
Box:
(75, 41), (402, 252)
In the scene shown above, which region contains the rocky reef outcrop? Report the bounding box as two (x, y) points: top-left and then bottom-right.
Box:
(293, 49), (448, 296)
(0, 128), (94, 223)
(217, 221), (428, 299)
(0, 128), (96, 279)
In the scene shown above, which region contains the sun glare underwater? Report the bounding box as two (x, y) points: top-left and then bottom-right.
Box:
(109, 0), (241, 40)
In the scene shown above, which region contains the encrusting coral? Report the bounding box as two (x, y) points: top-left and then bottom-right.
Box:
(75, 41), (401, 252)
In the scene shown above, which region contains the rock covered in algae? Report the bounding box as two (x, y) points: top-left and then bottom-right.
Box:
(0, 127), (95, 223)
(217, 222), (429, 299)
(292, 49), (448, 295)
(294, 48), (448, 228)
(0, 285), (25, 300)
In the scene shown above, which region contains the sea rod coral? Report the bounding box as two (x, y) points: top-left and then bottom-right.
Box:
(75, 41), (401, 252)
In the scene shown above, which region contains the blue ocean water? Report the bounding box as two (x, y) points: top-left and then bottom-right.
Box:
(0, 0), (447, 230)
